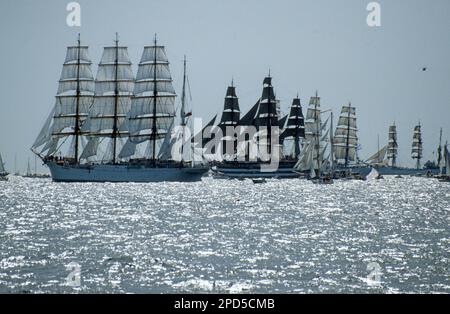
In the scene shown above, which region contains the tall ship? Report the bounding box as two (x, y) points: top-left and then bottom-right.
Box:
(294, 92), (334, 182)
(209, 75), (305, 178)
(0, 153), (8, 181)
(31, 35), (208, 182)
(411, 123), (423, 169)
(332, 103), (372, 179)
(366, 123), (439, 176)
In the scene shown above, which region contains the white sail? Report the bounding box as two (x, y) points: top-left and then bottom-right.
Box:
(32, 40), (95, 160)
(365, 145), (388, 165)
(303, 93), (323, 177)
(78, 40), (135, 162)
(333, 104), (358, 164)
(387, 123), (398, 166)
(127, 43), (176, 160)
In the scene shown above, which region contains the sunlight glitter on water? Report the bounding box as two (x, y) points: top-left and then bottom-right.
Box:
(0, 175), (449, 293)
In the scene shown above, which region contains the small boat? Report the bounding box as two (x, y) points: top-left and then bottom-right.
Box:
(252, 178), (266, 184)
(0, 153), (8, 181)
(436, 142), (449, 182)
(395, 175), (403, 178)
(312, 177), (333, 184)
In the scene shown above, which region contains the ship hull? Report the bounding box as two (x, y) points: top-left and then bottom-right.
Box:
(375, 167), (439, 176)
(211, 161), (301, 179)
(333, 166), (374, 179)
(46, 162), (208, 182)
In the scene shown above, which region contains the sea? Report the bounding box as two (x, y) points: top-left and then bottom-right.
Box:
(0, 175), (448, 293)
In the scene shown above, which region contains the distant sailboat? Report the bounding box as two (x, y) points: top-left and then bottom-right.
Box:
(437, 142), (450, 182)
(387, 123), (398, 168)
(374, 123), (439, 176)
(411, 123), (423, 169)
(0, 153), (8, 181)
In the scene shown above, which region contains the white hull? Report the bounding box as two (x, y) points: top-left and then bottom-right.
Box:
(46, 162), (208, 182)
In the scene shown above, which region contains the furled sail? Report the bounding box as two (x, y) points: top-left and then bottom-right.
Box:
(81, 37), (134, 163)
(127, 39), (176, 162)
(280, 96), (305, 159)
(333, 103), (358, 167)
(387, 123), (398, 167)
(411, 123), (423, 169)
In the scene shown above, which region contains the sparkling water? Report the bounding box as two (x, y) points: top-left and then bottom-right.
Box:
(0, 175), (448, 293)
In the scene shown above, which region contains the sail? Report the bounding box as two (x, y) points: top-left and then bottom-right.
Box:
(31, 107), (55, 154)
(365, 145), (388, 165)
(254, 76), (278, 129)
(303, 93), (323, 177)
(294, 140), (314, 171)
(304, 94), (321, 143)
(157, 119), (176, 160)
(445, 145), (450, 176)
(387, 123), (398, 167)
(239, 100), (260, 126)
(26, 159), (32, 176)
(281, 97), (305, 158)
(219, 84), (241, 157)
(79, 41), (134, 163)
(0, 153), (5, 173)
(411, 124), (423, 168)
(127, 43), (176, 156)
(254, 76), (279, 158)
(32, 40), (95, 160)
(333, 104), (358, 165)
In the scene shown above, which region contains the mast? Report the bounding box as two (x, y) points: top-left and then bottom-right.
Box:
(74, 33), (81, 163)
(126, 38), (176, 161)
(152, 34), (158, 164)
(267, 72), (272, 156)
(294, 94), (300, 159)
(438, 128), (443, 174)
(111, 32), (120, 164)
(231, 79), (237, 159)
(388, 122), (398, 167)
(330, 111), (334, 173)
(344, 102), (351, 168)
(315, 91), (320, 178)
(180, 55), (187, 163)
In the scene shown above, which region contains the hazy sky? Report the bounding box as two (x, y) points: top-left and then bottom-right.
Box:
(1, 0), (449, 172)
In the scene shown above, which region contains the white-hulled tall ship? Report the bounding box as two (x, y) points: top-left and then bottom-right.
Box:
(368, 123), (439, 176)
(31, 35), (208, 182)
